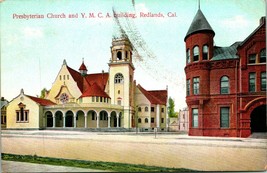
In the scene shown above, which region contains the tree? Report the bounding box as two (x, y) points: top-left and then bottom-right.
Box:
(40, 88), (47, 99)
(168, 97), (177, 118)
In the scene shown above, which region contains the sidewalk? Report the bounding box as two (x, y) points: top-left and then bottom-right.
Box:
(1, 160), (108, 172)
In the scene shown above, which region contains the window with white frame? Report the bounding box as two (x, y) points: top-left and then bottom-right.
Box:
(193, 46), (199, 62)
(192, 108), (198, 127)
(261, 72), (266, 91)
(193, 77), (199, 95)
(249, 72), (256, 92)
(203, 45), (208, 60)
(220, 76), (229, 94)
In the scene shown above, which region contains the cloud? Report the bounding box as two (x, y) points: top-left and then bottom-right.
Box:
(221, 15), (249, 28)
(22, 27), (44, 39)
(135, 3), (149, 13)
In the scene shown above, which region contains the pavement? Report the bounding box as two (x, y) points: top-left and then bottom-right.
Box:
(1, 130), (267, 172)
(1, 160), (108, 172)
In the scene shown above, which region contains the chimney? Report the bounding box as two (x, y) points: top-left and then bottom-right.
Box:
(260, 16), (266, 25)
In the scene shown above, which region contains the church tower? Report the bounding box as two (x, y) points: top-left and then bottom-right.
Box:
(108, 35), (135, 128)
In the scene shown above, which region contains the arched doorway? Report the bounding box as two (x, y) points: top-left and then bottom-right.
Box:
(45, 111), (53, 127)
(99, 110), (108, 127)
(87, 110), (97, 128)
(65, 110), (74, 127)
(55, 111), (63, 127)
(76, 110), (85, 128)
(110, 111), (117, 127)
(250, 105), (266, 133)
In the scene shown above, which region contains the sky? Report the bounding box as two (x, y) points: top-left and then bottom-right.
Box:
(0, 0), (265, 111)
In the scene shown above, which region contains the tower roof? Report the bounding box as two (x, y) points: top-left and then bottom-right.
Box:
(79, 61), (87, 71)
(184, 9), (215, 41)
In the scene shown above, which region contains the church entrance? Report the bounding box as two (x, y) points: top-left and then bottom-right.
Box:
(46, 111), (53, 127)
(250, 105), (267, 133)
(65, 111), (74, 127)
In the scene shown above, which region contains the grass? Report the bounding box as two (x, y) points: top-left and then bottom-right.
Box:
(2, 153), (196, 172)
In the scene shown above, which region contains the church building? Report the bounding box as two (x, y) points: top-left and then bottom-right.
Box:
(6, 36), (168, 131)
(184, 8), (266, 137)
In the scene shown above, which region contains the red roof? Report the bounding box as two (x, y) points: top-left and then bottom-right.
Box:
(66, 65), (109, 97)
(137, 84), (167, 105)
(67, 66), (84, 91)
(27, 95), (56, 106)
(81, 83), (110, 98)
(79, 62), (87, 71)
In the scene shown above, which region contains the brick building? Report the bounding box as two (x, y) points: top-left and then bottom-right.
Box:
(184, 9), (266, 137)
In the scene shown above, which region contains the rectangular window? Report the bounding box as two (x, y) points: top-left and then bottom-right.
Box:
(16, 110), (29, 123)
(151, 117), (155, 123)
(193, 77), (199, 95)
(92, 97), (95, 102)
(25, 111), (28, 122)
(161, 108), (164, 113)
(249, 73), (256, 92)
(220, 107), (229, 128)
(192, 108), (198, 127)
(100, 97), (103, 102)
(151, 107), (154, 112)
(16, 112), (19, 121)
(248, 54), (256, 64)
(117, 100), (121, 105)
(186, 79), (190, 96)
(96, 97), (99, 102)
(161, 118), (164, 123)
(261, 72), (266, 91)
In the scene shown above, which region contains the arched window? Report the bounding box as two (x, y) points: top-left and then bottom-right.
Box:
(114, 73), (124, 84)
(260, 49), (266, 63)
(193, 46), (199, 61)
(138, 118), (141, 123)
(145, 107), (148, 112)
(220, 76), (229, 94)
(117, 51), (122, 60)
(186, 49), (190, 63)
(203, 45), (208, 60)
(145, 118), (148, 123)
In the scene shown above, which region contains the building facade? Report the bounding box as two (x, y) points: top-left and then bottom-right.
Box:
(184, 9), (266, 137)
(6, 36), (168, 131)
(178, 108), (189, 131)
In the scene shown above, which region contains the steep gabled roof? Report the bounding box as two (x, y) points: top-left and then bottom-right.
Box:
(84, 73), (109, 91)
(137, 84), (167, 105)
(81, 83), (110, 98)
(238, 16), (266, 48)
(67, 66), (84, 92)
(185, 9), (215, 41)
(27, 95), (56, 106)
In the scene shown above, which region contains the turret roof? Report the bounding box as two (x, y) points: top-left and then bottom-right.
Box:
(79, 62), (87, 71)
(184, 9), (215, 41)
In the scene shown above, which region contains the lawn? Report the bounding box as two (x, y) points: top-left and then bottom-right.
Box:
(2, 153), (195, 172)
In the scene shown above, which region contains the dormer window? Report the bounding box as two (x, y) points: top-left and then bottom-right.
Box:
(117, 51), (122, 60)
(203, 45), (208, 60)
(193, 46), (199, 62)
(260, 49), (266, 63)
